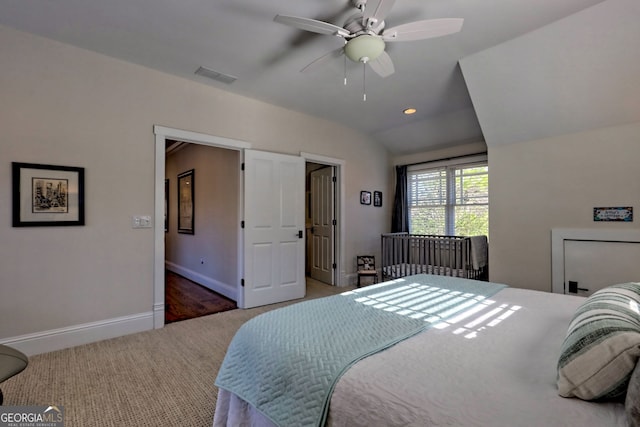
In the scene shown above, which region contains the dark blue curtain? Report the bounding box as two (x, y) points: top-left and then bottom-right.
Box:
(391, 165), (409, 233)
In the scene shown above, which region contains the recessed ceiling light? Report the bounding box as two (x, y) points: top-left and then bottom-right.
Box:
(403, 108), (417, 115)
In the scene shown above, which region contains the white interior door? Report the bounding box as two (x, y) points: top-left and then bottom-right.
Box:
(310, 167), (335, 284)
(564, 240), (640, 296)
(243, 149), (306, 308)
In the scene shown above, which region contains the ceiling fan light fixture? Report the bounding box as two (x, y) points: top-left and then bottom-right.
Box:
(344, 35), (385, 63)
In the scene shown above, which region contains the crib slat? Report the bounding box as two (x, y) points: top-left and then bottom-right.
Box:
(381, 233), (486, 281)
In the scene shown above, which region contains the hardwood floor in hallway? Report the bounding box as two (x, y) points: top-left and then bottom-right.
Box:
(165, 270), (237, 324)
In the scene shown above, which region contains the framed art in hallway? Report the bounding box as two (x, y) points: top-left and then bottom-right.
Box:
(178, 169), (194, 234)
(12, 162), (85, 227)
(165, 179), (169, 232)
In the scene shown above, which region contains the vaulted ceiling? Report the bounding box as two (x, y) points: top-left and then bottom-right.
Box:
(0, 0), (606, 154)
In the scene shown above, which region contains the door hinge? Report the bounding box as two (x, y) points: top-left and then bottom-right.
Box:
(241, 279), (245, 287)
(332, 176), (337, 182)
(241, 220), (245, 228)
(332, 219), (337, 226)
(241, 163), (245, 171)
(332, 263), (337, 269)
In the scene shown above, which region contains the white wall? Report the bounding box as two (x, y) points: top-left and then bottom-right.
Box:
(458, 0), (640, 292)
(460, 0), (640, 147)
(489, 122), (640, 291)
(0, 25), (391, 352)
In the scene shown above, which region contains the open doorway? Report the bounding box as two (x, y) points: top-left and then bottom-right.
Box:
(305, 163), (337, 285)
(153, 126), (346, 328)
(164, 139), (241, 323)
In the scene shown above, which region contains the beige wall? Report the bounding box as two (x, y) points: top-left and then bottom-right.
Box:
(165, 144), (239, 297)
(0, 25), (390, 346)
(489, 121), (640, 291)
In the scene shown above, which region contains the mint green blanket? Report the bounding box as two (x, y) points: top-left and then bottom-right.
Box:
(215, 274), (506, 426)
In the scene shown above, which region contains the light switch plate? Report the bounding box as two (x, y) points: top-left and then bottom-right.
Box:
(132, 215), (152, 228)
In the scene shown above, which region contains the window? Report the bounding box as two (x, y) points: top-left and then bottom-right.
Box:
(408, 155), (488, 236)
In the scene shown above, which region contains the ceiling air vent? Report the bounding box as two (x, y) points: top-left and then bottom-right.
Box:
(195, 66), (237, 84)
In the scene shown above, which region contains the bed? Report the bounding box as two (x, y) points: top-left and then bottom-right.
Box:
(381, 233), (488, 281)
(213, 274), (632, 427)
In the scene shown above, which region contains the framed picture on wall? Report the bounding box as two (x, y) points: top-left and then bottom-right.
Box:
(593, 206), (633, 222)
(164, 179), (169, 232)
(360, 191), (371, 205)
(12, 162), (85, 227)
(373, 191), (382, 207)
(177, 169), (194, 234)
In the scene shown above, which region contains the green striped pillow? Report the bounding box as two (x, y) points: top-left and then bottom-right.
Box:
(557, 283), (640, 400)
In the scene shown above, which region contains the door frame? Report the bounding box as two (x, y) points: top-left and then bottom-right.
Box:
(153, 125), (250, 329)
(153, 128), (347, 329)
(308, 165), (336, 285)
(301, 152), (345, 288)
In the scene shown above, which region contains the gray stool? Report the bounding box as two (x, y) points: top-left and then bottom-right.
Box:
(0, 344), (28, 405)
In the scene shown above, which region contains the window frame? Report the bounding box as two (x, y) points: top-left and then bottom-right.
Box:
(407, 154), (488, 236)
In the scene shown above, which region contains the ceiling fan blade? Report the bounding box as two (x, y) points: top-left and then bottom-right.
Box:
(274, 15), (350, 37)
(382, 18), (463, 42)
(301, 48), (344, 73)
(363, 0), (397, 27)
(368, 51), (395, 77)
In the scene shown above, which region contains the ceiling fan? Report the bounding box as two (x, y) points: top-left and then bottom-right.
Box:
(274, 0), (463, 78)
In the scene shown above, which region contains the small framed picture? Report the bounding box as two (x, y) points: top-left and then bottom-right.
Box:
(178, 169), (195, 234)
(593, 207), (633, 222)
(12, 162), (85, 227)
(360, 191), (371, 205)
(164, 179), (169, 232)
(373, 191), (382, 207)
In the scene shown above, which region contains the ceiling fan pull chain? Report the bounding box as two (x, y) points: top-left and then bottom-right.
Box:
(344, 55), (348, 86)
(363, 61), (367, 101)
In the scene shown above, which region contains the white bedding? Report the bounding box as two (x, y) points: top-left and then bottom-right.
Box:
(214, 287), (626, 427)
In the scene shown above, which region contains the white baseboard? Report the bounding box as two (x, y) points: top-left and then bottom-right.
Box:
(0, 312), (154, 356)
(153, 302), (165, 329)
(165, 261), (237, 300)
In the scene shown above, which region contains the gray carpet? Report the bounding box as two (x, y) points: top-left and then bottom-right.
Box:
(1, 279), (351, 427)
